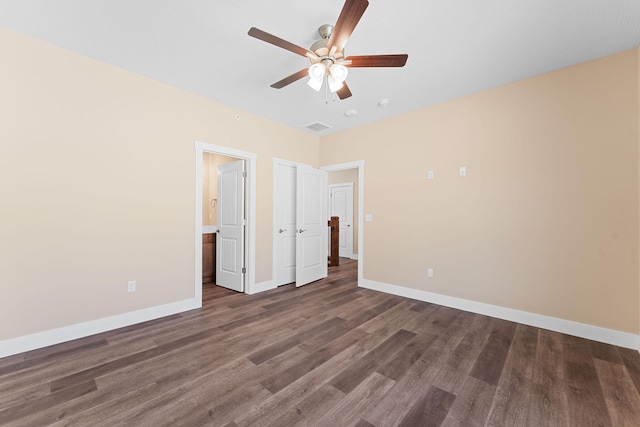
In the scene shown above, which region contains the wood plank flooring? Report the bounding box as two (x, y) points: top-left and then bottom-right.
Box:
(2, 259), (640, 426)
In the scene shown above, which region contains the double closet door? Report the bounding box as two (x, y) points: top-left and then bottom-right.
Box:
(274, 162), (328, 287)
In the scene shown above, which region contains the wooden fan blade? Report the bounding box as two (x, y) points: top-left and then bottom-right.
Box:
(336, 82), (352, 100)
(327, 0), (369, 53)
(344, 54), (408, 68)
(248, 27), (316, 58)
(271, 69), (309, 89)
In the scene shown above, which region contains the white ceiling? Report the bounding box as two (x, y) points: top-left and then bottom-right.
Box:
(1, 0), (639, 135)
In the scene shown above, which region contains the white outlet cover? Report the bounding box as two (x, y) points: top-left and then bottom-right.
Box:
(459, 166), (467, 177)
(428, 170), (434, 180)
(427, 268), (434, 278)
(128, 280), (136, 292)
(365, 214), (373, 222)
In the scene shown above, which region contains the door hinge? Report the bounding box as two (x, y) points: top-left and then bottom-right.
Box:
(242, 267), (246, 274)
(242, 171), (247, 178)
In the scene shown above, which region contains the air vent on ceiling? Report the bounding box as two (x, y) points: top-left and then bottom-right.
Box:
(304, 121), (332, 132)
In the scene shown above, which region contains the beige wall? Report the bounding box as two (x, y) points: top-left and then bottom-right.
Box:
(1, 26), (639, 344)
(328, 169), (359, 254)
(0, 28), (318, 341)
(321, 49), (640, 334)
(202, 153), (237, 226)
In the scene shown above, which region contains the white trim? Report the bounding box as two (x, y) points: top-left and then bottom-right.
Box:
(195, 148), (204, 304)
(0, 299), (199, 358)
(273, 158), (311, 168)
(350, 254), (359, 260)
(195, 141), (257, 294)
(320, 161), (364, 288)
(360, 278), (640, 350)
(249, 280), (277, 295)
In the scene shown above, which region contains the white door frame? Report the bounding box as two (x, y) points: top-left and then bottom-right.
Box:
(195, 141), (257, 303)
(320, 161), (364, 286)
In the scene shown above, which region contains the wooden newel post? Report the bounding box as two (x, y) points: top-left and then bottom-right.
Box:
(328, 216), (339, 267)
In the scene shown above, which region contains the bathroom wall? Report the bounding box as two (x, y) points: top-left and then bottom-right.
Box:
(202, 153), (237, 226)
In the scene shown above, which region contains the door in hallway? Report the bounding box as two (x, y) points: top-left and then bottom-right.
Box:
(329, 182), (354, 258)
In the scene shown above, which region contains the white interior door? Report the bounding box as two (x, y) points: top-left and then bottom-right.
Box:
(295, 165), (328, 287)
(274, 162), (297, 286)
(216, 160), (245, 292)
(330, 183), (354, 258)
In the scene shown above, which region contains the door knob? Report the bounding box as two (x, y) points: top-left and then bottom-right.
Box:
(278, 228), (287, 233)
(298, 229), (307, 233)
(215, 229), (220, 233)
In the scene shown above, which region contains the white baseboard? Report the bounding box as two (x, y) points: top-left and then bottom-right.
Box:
(248, 280), (276, 295)
(350, 254), (359, 260)
(4, 279), (636, 359)
(0, 298), (200, 359)
(360, 279), (640, 351)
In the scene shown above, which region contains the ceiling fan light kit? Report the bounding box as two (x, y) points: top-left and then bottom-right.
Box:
(307, 62), (325, 92)
(328, 75), (344, 93)
(307, 62), (349, 93)
(248, 0), (408, 100)
(330, 64), (348, 83)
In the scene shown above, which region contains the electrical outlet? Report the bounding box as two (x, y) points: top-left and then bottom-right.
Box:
(427, 268), (434, 278)
(459, 166), (467, 177)
(427, 170), (434, 180)
(128, 280), (136, 292)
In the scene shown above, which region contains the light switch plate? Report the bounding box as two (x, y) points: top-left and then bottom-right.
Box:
(365, 214), (373, 222)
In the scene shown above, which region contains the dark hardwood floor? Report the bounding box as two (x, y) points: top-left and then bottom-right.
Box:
(2, 259), (640, 426)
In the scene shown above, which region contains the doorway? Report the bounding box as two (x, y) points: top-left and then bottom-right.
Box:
(195, 141), (256, 306)
(202, 153), (239, 287)
(321, 161), (364, 287)
(329, 182), (355, 259)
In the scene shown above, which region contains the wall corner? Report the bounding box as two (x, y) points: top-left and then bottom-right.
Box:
(637, 45), (640, 345)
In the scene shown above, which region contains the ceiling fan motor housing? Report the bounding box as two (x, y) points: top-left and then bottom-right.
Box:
(318, 24), (334, 39)
(310, 24), (337, 54)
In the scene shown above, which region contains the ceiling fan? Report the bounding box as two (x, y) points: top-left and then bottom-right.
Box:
(248, 0), (408, 100)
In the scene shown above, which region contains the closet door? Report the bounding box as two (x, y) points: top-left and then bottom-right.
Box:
(295, 164), (328, 287)
(274, 162), (297, 286)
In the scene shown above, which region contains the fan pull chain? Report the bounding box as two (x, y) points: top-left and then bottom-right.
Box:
(324, 74), (329, 104)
